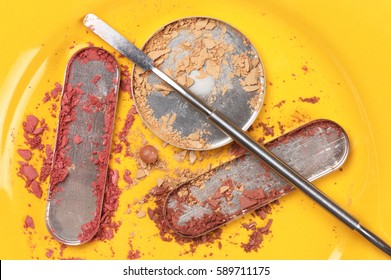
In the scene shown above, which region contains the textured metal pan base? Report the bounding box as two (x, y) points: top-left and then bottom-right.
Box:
(132, 17), (265, 150)
(45, 47), (120, 245)
(164, 120), (349, 237)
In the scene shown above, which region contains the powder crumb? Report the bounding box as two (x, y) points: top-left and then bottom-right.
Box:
(189, 151), (197, 164)
(19, 164), (39, 181)
(123, 169), (133, 185)
(92, 75), (101, 84)
(73, 134), (83, 144)
(17, 149), (32, 161)
(274, 100), (286, 109)
(24, 215), (35, 229)
(23, 115), (39, 133)
(45, 249), (54, 258)
(299, 96), (320, 104)
(136, 210), (146, 218)
(127, 248), (141, 260)
(259, 122), (275, 137)
(241, 219), (273, 253)
(31, 180), (43, 199)
(174, 150), (187, 162)
(135, 169), (148, 179)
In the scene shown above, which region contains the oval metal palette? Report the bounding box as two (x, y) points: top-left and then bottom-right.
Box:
(132, 17), (265, 150)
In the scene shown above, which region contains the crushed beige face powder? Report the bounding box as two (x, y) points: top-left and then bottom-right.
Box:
(132, 17), (265, 150)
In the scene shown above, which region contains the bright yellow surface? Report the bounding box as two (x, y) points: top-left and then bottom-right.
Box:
(1, 0), (390, 260)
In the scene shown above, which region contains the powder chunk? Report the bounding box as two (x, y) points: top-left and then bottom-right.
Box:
(73, 134), (83, 144)
(123, 169), (133, 185)
(239, 196), (258, 210)
(24, 215), (35, 229)
(31, 180), (43, 199)
(92, 75), (101, 84)
(17, 149), (32, 161)
(23, 115), (39, 133)
(243, 189), (266, 200)
(20, 165), (38, 181)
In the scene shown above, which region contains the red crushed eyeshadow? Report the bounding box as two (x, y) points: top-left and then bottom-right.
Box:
(120, 64), (132, 98)
(241, 218), (273, 252)
(39, 144), (53, 182)
(22, 115), (47, 150)
(161, 121), (341, 246)
(49, 50), (118, 212)
(147, 181), (222, 254)
(49, 82), (83, 197)
(239, 196), (259, 209)
(71, 50), (119, 243)
(89, 168), (122, 242)
(76, 47), (117, 73)
(51, 82), (63, 99)
(116, 104), (137, 150)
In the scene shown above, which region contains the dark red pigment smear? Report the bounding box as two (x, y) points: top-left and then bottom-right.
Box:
(299, 96), (320, 104)
(147, 181), (222, 255)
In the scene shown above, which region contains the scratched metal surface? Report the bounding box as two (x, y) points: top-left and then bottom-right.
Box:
(133, 17), (266, 150)
(45, 48), (120, 245)
(165, 120), (349, 237)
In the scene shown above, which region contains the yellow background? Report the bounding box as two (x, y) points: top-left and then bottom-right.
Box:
(0, 0), (390, 259)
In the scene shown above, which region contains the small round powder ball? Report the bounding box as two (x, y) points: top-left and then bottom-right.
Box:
(139, 145), (158, 164)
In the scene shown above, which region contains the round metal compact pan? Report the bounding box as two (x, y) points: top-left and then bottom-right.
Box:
(132, 17), (265, 150)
